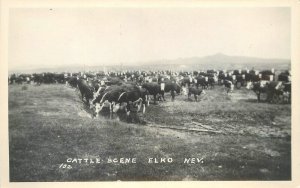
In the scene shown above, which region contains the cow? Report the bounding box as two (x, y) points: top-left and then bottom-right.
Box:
(164, 81), (181, 101)
(223, 80), (234, 93)
(77, 79), (94, 106)
(246, 81), (287, 103)
(93, 84), (148, 117)
(265, 81), (291, 104)
(42, 73), (56, 84)
(67, 76), (79, 88)
(139, 87), (150, 106)
(246, 81), (268, 102)
(142, 82), (164, 104)
(93, 85), (125, 116)
(90, 85), (111, 108)
(180, 76), (194, 87)
(195, 76), (209, 89)
(235, 74), (246, 89)
(106, 77), (124, 86)
(53, 73), (65, 84)
(208, 76), (217, 89)
(113, 85), (146, 114)
(188, 86), (205, 101)
(282, 82), (291, 103)
(278, 71), (291, 82)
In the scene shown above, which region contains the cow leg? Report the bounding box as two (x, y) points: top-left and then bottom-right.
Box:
(142, 104), (146, 114)
(153, 95), (157, 104)
(126, 102), (131, 112)
(109, 111), (112, 119)
(257, 93), (260, 102)
(162, 92), (165, 101)
(268, 92), (272, 103)
(137, 100), (142, 112)
(194, 94), (198, 102)
(171, 92), (175, 101)
(109, 103), (112, 113)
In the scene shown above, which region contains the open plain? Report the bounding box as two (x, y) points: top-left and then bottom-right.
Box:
(9, 84), (291, 181)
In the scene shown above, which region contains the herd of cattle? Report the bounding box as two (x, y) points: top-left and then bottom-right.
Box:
(8, 68), (291, 117)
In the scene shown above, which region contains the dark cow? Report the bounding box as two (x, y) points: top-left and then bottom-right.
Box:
(142, 82), (163, 104)
(106, 77), (124, 86)
(77, 79), (94, 105)
(139, 87), (150, 106)
(93, 85), (125, 116)
(278, 71), (291, 82)
(180, 76), (194, 87)
(235, 74), (246, 89)
(208, 76), (217, 89)
(114, 84), (147, 114)
(92, 84), (147, 116)
(246, 81), (268, 102)
(15, 76), (24, 84)
(246, 81), (287, 103)
(195, 76), (208, 89)
(67, 77), (79, 88)
(238, 70), (260, 83)
(164, 81), (181, 100)
(53, 73), (65, 83)
(265, 81), (291, 104)
(282, 82), (291, 103)
(223, 80), (234, 93)
(188, 86), (205, 101)
(42, 73), (56, 84)
(144, 81), (181, 102)
(32, 73), (44, 85)
(90, 85), (111, 108)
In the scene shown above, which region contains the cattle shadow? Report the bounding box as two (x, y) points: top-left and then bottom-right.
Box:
(240, 98), (259, 103)
(239, 97), (279, 104)
(183, 98), (200, 102)
(239, 95), (267, 103)
(97, 108), (147, 125)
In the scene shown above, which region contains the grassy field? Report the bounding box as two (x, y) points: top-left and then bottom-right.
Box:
(9, 84), (291, 181)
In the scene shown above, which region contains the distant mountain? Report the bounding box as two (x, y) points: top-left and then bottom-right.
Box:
(136, 53), (290, 71)
(140, 53), (289, 66)
(9, 53), (290, 73)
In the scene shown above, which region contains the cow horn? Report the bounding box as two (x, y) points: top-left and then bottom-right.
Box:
(98, 103), (105, 113)
(118, 92), (127, 101)
(99, 92), (108, 104)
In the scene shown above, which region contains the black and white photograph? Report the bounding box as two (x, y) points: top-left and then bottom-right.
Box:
(1, 0), (300, 186)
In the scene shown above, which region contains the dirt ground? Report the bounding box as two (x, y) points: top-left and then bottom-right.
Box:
(9, 84), (291, 181)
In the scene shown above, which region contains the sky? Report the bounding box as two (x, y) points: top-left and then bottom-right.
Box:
(8, 7), (290, 70)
